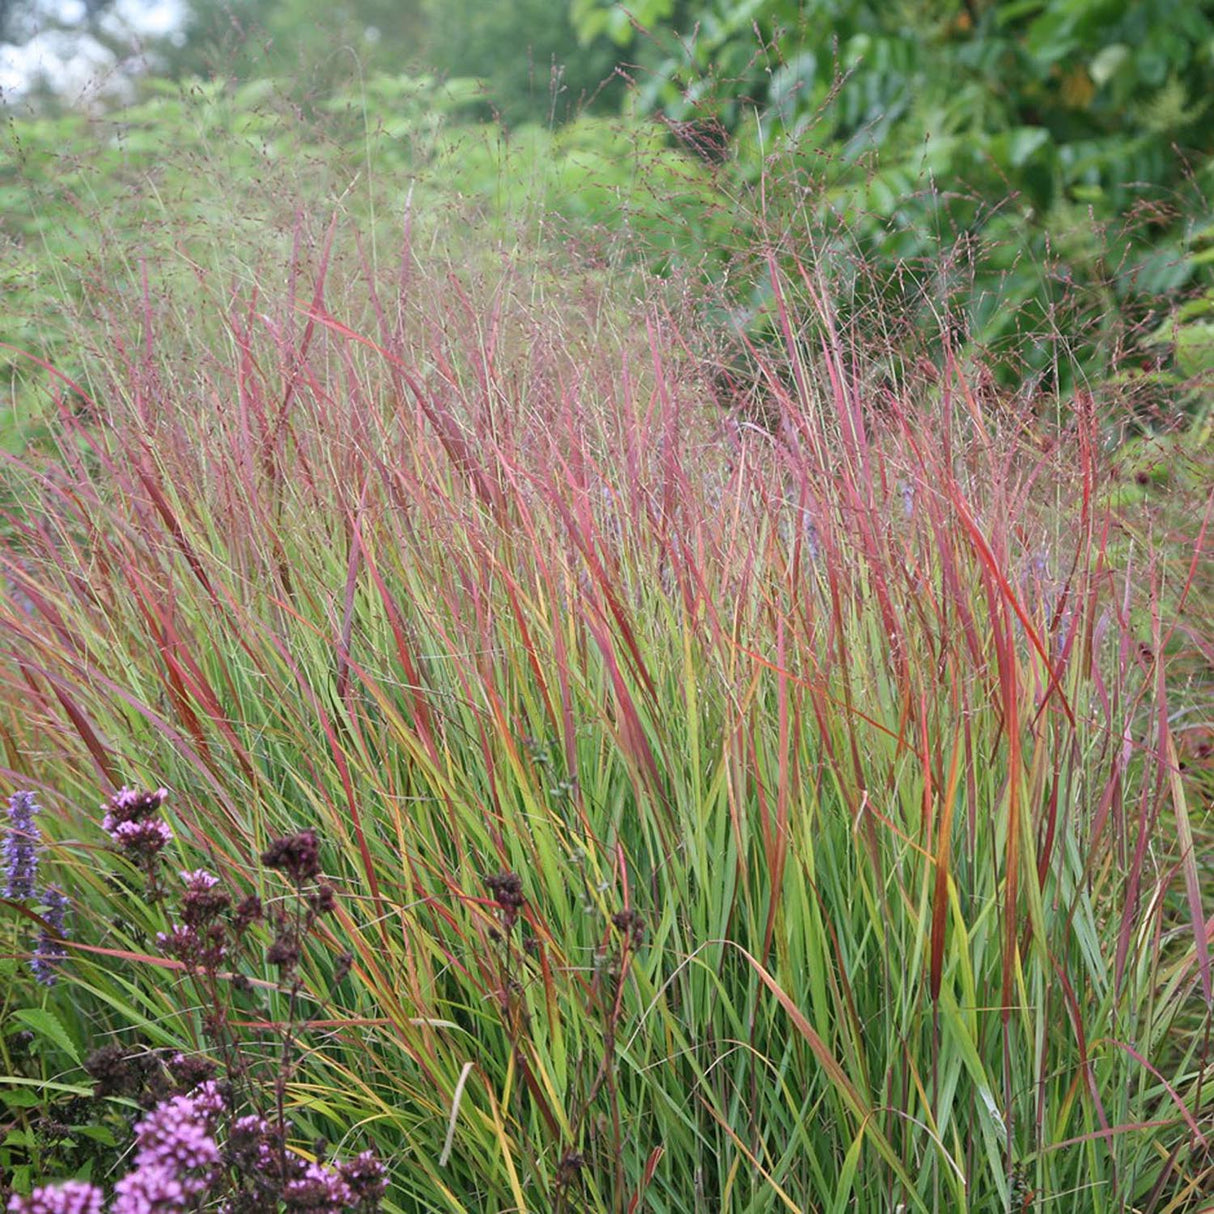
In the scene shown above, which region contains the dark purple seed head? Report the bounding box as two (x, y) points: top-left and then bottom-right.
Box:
(261, 829), (321, 883)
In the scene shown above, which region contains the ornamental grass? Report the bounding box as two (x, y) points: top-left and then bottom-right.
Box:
(1, 93), (1211, 1212)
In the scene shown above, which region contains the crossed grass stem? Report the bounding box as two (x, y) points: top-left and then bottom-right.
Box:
(483, 867), (647, 1212)
(555, 907), (647, 1214)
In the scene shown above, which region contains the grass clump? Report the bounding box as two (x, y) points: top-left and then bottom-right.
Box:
(0, 88), (1211, 1214)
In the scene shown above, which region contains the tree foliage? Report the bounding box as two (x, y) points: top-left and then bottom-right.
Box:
(420, 0), (626, 124)
(0, 0), (109, 44)
(571, 0), (1214, 392)
(5, 0), (1211, 403)
(156, 0), (426, 91)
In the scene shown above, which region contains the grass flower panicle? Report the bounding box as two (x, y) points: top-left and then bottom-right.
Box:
(3, 790), (41, 900)
(0, 123), (1207, 1210)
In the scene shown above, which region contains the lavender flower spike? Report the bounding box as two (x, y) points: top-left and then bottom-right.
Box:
(6, 1179), (104, 1214)
(3, 790), (41, 900)
(30, 885), (70, 986)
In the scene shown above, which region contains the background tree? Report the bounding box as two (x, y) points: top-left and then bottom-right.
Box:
(155, 0), (426, 93)
(570, 0), (1214, 392)
(419, 0), (625, 125)
(0, 0), (112, 44)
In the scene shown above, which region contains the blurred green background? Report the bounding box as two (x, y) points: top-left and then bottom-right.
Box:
(3, 0), (1213, 417)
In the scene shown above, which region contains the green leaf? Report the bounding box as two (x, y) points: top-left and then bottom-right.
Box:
(12, 1009), (81, 1067)
(1089, 43), (1129, 87)
(1176, 321), (1214, 377)
(0, 1078), (93, 1098)
(0, 1088), (42, 1108)
(75, 1125), (118, 1147)
(1006, 126), (1051, 168)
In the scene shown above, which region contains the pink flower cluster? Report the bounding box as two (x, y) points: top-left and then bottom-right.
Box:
(282, 1160), (356, 1211)
(7, 1181), (103, 1214)
(155, 869), (233, 969)
(109, 1081), (224, 1214)
(9, 1092), (386, 1213)
(101, 787), (172, 857)
(221, 1115), (384, 1211)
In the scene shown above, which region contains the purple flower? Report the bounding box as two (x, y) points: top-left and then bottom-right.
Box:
(281, 1160), (355, 1211)
(6, 1180), (103, 1214)
(227, 1113), (272, 1171)
(337, 1150), (388, 1206)
(156, 922), (194, 947)
(102, 788), (171, 856)
(485, 869), (525, 931)
(111, 1162), (190, 1213)
(109, 818), (174, 856)
(189, 1080), (225, 1119)
(157, 921), (226, 970)
(134, 1096), (221, 1178)
(166, 1052), (216, 1091)
(29, 885), (70, 986)
(3, 790), (41, 900)
(178, 869), (230, 928)
(232, 894), (262, 934)
(111, 1081), (225, 1210)
(102, 786), (169, 828)
(180, 869), (218, 889)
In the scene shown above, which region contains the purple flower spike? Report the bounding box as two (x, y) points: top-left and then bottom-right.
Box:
(30, 885), (70, 986)
(3, 790), (41, 900)
(6, 1180), (104, 1214)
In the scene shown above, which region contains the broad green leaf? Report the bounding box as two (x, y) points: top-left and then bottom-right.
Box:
(12, 1009), (81, 1067)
